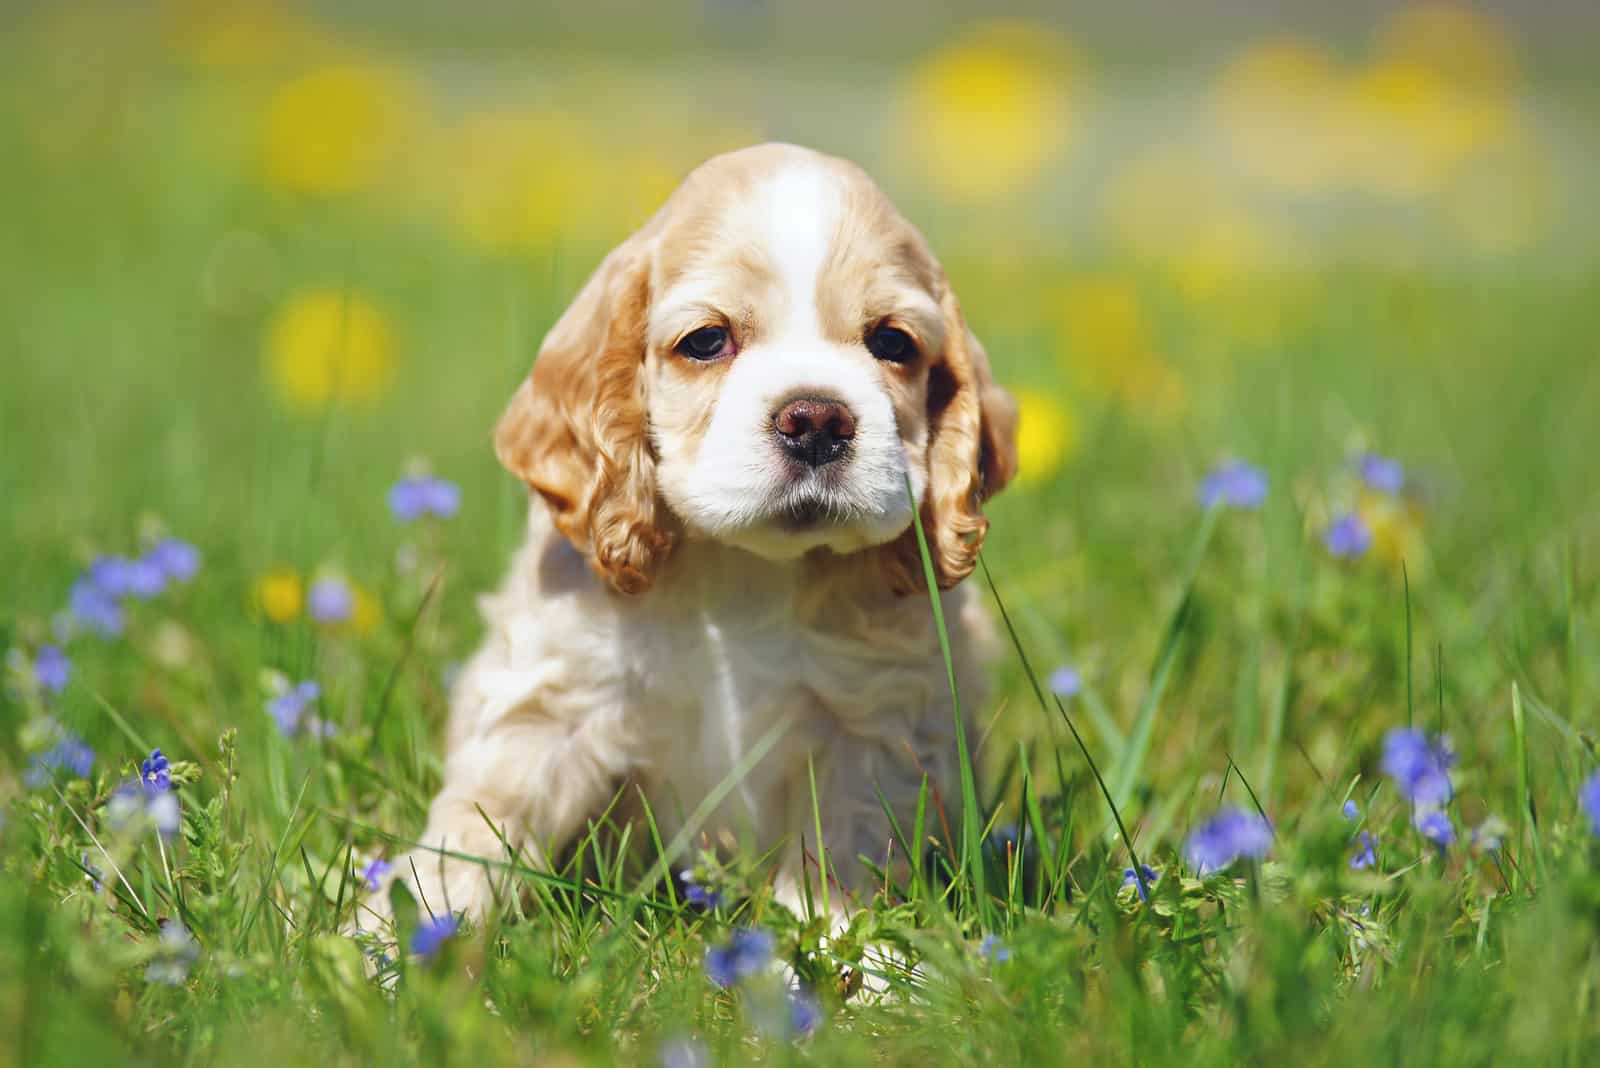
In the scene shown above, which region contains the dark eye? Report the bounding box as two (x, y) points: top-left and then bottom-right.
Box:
(676, 325), (732, 361)
(866, 324), (916, 364)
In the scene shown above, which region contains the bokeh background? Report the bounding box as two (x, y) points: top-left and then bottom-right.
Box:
(3, 0), (1597, 820)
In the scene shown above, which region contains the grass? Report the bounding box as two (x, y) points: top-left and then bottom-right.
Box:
(4, 8), (1600, 1067)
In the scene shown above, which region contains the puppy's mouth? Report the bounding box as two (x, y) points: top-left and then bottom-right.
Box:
(775, 498), (831, 530)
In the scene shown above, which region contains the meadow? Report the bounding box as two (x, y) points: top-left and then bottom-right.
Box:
(2, 2), (1599, 1065)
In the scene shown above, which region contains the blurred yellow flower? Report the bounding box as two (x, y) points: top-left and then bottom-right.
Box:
(1215, 37), (1349, 194)
(446, 110), (616, 253)
(1439, 120), (1553, 253)
(1342, 57), (1505, 198)
(264, 290), (396, 411)
(893, 21), (1077, 201)
(1012, 390), (1078, 487)
(1376, 3), (1517, 92)
(263, 62), (422, 197)
(1358, 491), (1428, 577)
(162, 0), (332, 70)
(253, 567), (303, 623)
(1055, 276), (1188, 420)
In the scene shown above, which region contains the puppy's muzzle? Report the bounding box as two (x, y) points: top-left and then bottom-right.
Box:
(773, 396), (855, 469)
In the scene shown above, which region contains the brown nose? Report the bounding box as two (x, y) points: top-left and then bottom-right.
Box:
(773, 397), (856, 469)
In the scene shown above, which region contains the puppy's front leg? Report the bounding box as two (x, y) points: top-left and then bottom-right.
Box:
(357, 712), (631, 934)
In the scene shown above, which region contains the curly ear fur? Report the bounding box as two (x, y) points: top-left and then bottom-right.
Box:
(494, 234), (673, 595)
(883, 285), (1019, 594)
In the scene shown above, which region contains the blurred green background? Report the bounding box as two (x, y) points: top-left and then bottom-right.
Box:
(3, 3), (1600, 1064)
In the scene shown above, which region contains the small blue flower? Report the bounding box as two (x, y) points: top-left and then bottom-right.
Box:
(140, 749), (172, 797)
(1184, 807), (1273, 875)
(787, 988), (822, 1038)
(267, 680), (322, 736)
(1199, 461), (1268, 510)
(34, 645), (71, 693)
(1381, 728), (1454, 806)
(1121, 865), (1160, 901)
(658, 1036), (709, 1068)
(1350, 830), (1378, 869)
(1324, 513), (1372, 559)
(145, 538), (201, 583)
(979, 933), (1010, 962)
(87, 556), (136, 598)
(69, 578), (124, 637)
(389, 475), (462, 522)
(410, 914), (460, 959)
(1048, 665), (1082, 698)
(308, 577), (354, 624)
(1414, 809), (1455, 849)
(1578, 772), (1600, 838)
(705, 928), (774, 989)
(361, 858), (393, 893)
(82, 852), (104, 892)
(1358, 453), (1405, 496)
(1470, 817), (1507, 853)
(1342, 799), (1360, 821)
(677, 870), (721, 910)
(146, 921), (199, 986)
(125, 557), (167, 600)
(25, 732), (95, 787)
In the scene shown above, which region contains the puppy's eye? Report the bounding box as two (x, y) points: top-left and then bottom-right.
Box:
(677, 325), (732, 361)
(865, 324), (916, 364)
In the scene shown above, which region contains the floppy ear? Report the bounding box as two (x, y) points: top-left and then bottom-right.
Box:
(493, 232), (672, 595)
(884, 284), (1019, 593)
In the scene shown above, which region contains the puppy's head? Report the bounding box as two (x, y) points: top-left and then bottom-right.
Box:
(495, 143), (1018, 596)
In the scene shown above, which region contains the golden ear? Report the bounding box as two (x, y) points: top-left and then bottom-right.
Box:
(494, 234), (672, 595)
(884, 285), (1018, 593)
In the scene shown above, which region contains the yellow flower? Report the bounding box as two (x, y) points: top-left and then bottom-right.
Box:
(1342, 57), (1505, 198)
(351, 587), (381, 636)
(1012, 390), (1078, 487)
(264, 290), (396, 411)
(1215, 37), (1349, 194)
(1375, 3), (1518, 93)
(253, 568), (303, 623)
(893, 21), (1077, 201)
(263, 62), (422, 197)
(1358, 491), (1428, 578)
(1054, 276), (1188, 420)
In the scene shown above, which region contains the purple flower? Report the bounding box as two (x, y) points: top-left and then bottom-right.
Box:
(361, 858), (393, 892)
(1415, 809), (1455, 849)
(1121, 865), (1160, 901)
(787, 988), (822, 1038)
(1579, 772), (1600, 838)
(86, 556), (136, 598)
(1381, 728), (1455, 806)
(1324, 513), (1372, 559)
(125, 557), (167, 600)
(1199, 461), (1268, 510)
(267, 680), (322, 737)
(1184, 807), (1273, 875)
(1342, 799), (1360, 820)
(1049, 665), (1082, 698)
(705, 928), (774, 989)
(140, 749), (171, 797)
(34, 645), (71, 693)
(145, 539), (201, 584)
(1350, 830), (1378, 869)
(146, 921), (199, 986)
(307, 577), (354, 624)
(69, 578), (124, 637)
(979, 933), (1010, 961)
(82, 853), (104, 892)
(410, 913), (460, 959)
(389, 475), (461, 522)
(678, 870), (721, 910)
(659, 1037), (709, 1068)
(1358, 453), (1405, 496)
(25, 733), (96, 787)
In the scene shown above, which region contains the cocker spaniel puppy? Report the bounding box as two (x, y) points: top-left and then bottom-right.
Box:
(366, 142), (1017, 930)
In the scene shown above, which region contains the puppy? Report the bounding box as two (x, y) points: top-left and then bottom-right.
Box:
(363, 143), (1017, 932)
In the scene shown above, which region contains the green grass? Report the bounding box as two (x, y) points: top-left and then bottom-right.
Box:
(4, 8), (1600, 1067)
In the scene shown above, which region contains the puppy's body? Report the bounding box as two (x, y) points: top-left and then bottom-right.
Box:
(366, 143), (1017, 928)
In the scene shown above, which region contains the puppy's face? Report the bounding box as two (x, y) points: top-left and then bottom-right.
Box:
(496, 144), (1018, 595)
